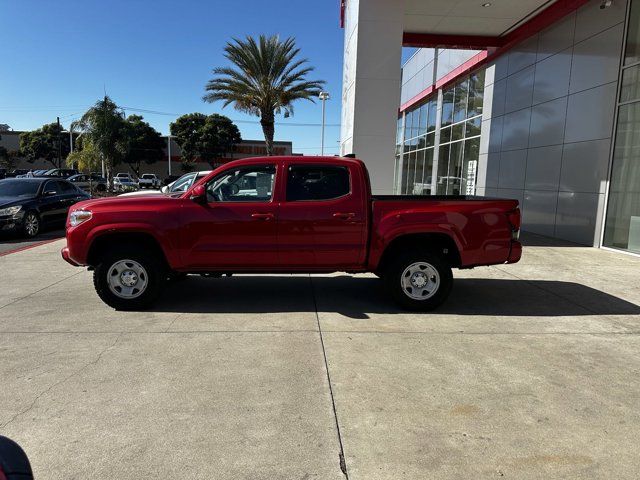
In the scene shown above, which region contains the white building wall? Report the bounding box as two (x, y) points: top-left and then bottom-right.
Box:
(340, 0), (405, 194)
(476, 0), (628, 246)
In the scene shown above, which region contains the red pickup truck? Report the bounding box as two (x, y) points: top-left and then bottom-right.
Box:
(62, 156), (521, 311)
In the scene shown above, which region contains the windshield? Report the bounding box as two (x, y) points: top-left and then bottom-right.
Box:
(169, 173), (197, 193)
(0, 180), (40, 197)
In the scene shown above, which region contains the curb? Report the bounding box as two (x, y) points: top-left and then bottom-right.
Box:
(0, 237), (63, 258)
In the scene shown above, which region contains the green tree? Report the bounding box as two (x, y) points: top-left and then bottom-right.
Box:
(203, 34), (324, 155)
(123, 115), (165, 177)
(19, 122), (70, 168)
(66, 138), (100, 173)
(170, 113), (241, 168)
(74, 96), (129, 190)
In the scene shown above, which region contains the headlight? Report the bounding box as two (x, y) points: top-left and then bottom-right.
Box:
(69, 209), (92, 227)
(0, 206), (22, 216)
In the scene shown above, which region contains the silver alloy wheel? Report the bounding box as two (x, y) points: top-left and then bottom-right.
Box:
(107, 259), (148, 299)
(24, 213), (39, 237)
(401, 261), (440, 300)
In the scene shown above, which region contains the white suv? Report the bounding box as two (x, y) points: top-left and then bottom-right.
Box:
(139, 174), (161, 189)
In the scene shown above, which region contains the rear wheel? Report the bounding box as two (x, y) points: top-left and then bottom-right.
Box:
(93, 247), (165, 310)
(385, 250), (453, 311)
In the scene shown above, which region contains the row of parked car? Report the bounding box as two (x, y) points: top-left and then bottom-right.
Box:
(0, 169), (212, 238)
(0, 168), (168, 192)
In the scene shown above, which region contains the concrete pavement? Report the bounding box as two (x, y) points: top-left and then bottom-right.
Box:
(1, 234), (640, 479)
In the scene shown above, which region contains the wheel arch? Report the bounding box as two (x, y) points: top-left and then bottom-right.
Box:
(375, 232), (462, 275)
(86, 231), (169, 269)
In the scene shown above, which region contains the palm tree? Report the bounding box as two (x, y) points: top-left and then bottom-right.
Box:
(203, 35), (325, 155)
(73, 96), (129, 190)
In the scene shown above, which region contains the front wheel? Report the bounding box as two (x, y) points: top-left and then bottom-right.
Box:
(385, 251), (453, 311)
(93, 247), (165, 310)
(22, 211), (40, 238)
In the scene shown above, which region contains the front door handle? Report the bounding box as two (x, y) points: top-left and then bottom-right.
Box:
(333, 212), (356, 220)
(251, 213), (274, 221)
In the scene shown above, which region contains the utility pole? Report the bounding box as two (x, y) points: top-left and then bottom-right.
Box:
(167, 135), (172, 177)
(319, 91), (330, 156)
(56, 116), (62, 168)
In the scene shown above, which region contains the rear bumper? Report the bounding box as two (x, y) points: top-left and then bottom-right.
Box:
(507, 241), (522, 264)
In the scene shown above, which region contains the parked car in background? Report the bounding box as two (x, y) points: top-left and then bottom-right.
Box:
(41, 168), (79, 178)
(138, 174), (161, 189)
(62, 156), (522, 311)
(113, 176), (139, 192)
(8, 169), (29, 178)
(0, 178), (89, 237)
(119, 170), (212, 197)
(68, 173), (107, 192)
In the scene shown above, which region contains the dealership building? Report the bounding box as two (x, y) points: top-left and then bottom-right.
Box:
(340, 0), (640, 254)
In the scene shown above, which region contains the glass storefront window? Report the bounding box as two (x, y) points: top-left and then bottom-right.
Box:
(621, 64), (640, 103)
(604, 2), (640, 253)
(442, 88), (454, 127)
(604, 101), (640, 253)
(625, 0), (640, 65)
(468, 71), (485, 118)
(453, 79), (468, 123)
(396, 71), (484, 197)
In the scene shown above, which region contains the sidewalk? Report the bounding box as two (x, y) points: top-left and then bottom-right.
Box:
(0, 236), (639, 479)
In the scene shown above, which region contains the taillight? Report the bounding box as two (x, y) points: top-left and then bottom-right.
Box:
(507, 208), (521, 240)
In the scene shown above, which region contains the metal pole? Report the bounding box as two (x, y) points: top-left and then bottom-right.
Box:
(319, 91), (329, 156)
(69, 129), (73, 153)
(56, 117), (62, 167)
(167, 135), (172, 176)
(321, 98), (326, 156)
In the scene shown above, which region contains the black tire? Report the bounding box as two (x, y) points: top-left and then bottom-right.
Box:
(22, 211), (40, 238)
(384, 250), (453, 311)
(93, 246), (166, 310)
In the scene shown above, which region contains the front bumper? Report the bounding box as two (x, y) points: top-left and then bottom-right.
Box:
(0, 215), (23, 233)
(61, 246), (81, 266)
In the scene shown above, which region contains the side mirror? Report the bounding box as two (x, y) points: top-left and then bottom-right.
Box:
(189, 184), (206, 203)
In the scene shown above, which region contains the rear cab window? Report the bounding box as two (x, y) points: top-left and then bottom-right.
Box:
(286, 165), (350, 201)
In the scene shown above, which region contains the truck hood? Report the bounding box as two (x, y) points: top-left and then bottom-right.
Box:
(73, 193), (180, 211)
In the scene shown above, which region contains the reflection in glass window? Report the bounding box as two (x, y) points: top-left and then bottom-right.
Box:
(604, 102), (640, 253)
(453, 79), (468, 124)
(442, 88), (454, 127)
(625, 0), (640, 65)
(620, 64), (640, 103)
(468, 71), (485, 118)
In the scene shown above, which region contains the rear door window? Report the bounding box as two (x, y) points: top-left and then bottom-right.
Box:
(286, 165), (350, 201)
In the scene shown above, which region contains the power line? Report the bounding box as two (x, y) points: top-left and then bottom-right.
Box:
(122, 106), (341, 127)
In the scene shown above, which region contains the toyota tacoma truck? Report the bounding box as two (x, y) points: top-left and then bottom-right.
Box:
(62, 156), (521, 311)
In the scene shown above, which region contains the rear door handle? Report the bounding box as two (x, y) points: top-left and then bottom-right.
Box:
(251, 213), (274, 221)
(333, 212), (356, 220)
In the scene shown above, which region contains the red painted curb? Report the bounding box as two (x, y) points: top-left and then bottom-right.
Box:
(0, 237), (63, 257)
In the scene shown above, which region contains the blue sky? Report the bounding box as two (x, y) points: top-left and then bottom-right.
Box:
(0, 0), (345, 155)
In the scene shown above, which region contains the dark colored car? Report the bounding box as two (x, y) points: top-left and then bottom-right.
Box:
(41, 168), (79, 178)
(0, 168), (6, 179)
(0, 178), (90, 238)
(7, 169), (29, 178)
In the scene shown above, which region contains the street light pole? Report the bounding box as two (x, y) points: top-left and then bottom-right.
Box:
(167, 135), (172, 177)
(319, 91), (330, 156)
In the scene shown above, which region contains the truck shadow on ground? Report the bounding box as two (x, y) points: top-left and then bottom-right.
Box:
(153, 275), (640, 319)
